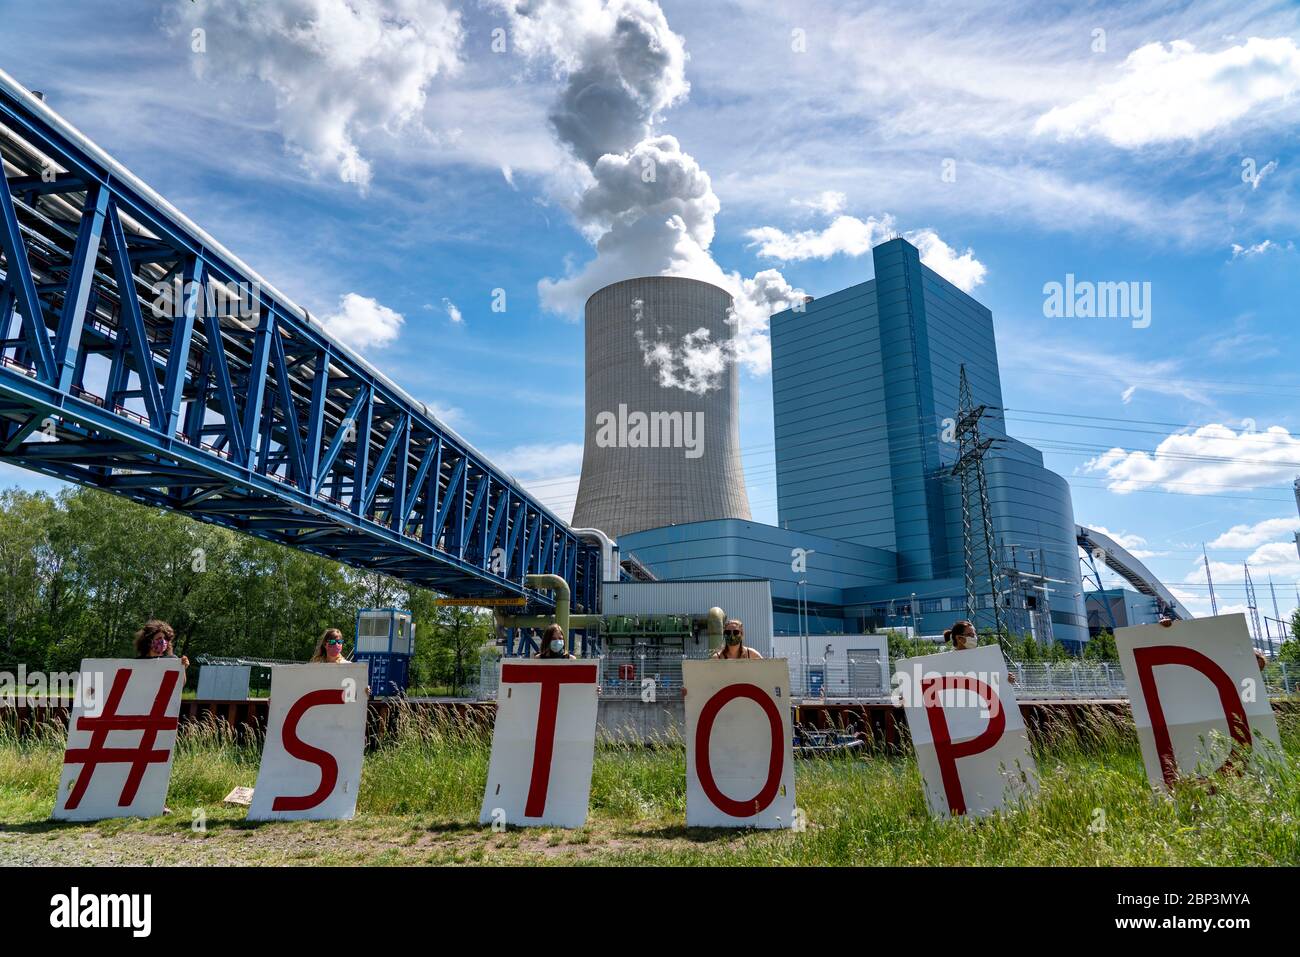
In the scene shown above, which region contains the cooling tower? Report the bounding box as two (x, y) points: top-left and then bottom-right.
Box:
(571, 276), (751, 540)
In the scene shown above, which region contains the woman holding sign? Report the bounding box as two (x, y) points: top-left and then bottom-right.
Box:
(134, 619), (190, 681)
(132, 619), (187, 814)
(535, 623), (575, 659)
(712, 619), (763, 659)
(311, 628), (350, 664)
(311, 628), (371, 696)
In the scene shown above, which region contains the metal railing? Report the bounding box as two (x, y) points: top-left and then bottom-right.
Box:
(476, 653), (1300, 702)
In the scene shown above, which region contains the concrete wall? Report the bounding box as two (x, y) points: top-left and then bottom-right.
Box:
(597, 698), (684, 744)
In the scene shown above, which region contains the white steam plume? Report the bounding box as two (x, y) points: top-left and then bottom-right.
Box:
(490, 0), (805, 392)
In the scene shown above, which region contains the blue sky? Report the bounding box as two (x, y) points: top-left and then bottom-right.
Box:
(3, 0), (1299, 626)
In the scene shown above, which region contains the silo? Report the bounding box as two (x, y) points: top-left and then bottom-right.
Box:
(572, 276), (752, 539)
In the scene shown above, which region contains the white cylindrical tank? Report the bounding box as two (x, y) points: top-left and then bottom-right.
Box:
(572, 276), (751, 539)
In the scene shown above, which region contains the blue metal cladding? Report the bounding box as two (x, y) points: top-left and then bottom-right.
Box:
(770, 236), (1089, 646)
(0, 76), (597, 613)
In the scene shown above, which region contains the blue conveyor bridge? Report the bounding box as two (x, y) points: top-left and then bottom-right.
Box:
(0, 69), (598, 615)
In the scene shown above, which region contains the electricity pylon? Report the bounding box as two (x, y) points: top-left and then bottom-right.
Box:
(952, 365), (1005, 642)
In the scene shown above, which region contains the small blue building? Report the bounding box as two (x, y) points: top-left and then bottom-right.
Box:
(352, 608), (414, 696)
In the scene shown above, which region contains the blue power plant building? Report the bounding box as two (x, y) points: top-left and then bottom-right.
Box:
(618, 238), (1090, 649)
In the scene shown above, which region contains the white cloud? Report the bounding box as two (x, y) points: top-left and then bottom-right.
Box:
(1121, 385), (1137, 404)
(793, 190), (847, 215)
(746, 214), (986, 292)
(746, 215), (892, 262)
(320, 293), (405, 350)
(1085, 423), (1300, 495)
(443, 298), (463, 324)
(906, 228), (987, 292)
(1230, 240), (1276, 258)
(1035, 37), (1300, 148)
(1210, 517), (1300, 550)
(490, 440), (585, 522)
(998, 341), (1222, 408)
(423, 400), (465, 429)
(171, 0), (462, 191)
(494, 441), (585, 479)
(1191, 542), (1300, 587)
(1085, 525), (1160, 559)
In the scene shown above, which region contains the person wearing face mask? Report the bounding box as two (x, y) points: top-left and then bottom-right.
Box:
(712, 619), (763, 659)
(310, 628), (350, 663)
(944, 618), (1020, 685)
(132, 619), (186, 816)
(133, 619), (189, 683)
(310, 628), (372, 696)
(942, 619), (979, 651)
(535, 623), (575, 659)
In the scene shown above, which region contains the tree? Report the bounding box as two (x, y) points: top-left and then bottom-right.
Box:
(406, 589), (492, 693)
(1279, 614), (1300, 665)
(0, 489), (57, 664)
(1084, 630), (1118, 661)
(886, 628), (937, 659)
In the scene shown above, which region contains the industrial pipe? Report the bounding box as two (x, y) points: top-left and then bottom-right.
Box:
(492, 574), (605, 655)
(706, 606), (726, 654)
(493, 613), (602, 631)
(569, 527), (619, 585)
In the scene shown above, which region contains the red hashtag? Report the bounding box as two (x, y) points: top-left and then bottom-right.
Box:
(63, 667), (180, 809)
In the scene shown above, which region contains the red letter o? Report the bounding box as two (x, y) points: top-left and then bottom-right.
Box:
(695, 683), (784, 818)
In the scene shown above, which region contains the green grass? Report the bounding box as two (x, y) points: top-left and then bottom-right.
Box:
(1, 707), (1297, 866)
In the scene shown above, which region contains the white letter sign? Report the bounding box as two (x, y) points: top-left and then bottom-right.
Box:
(248, 664), (368, 821)
(1116, 614), (1280, 792)
(53, 659), (183, 821)
(895, 645), (1037, 819)
(479, 658), (599, 828)
(683, 658), (796, 828)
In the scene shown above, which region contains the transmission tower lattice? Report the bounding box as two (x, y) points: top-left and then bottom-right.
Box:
(1243, 563), (1262, 651)
(1202, 543), (1218, 616)
(951, 365), (1006, 641)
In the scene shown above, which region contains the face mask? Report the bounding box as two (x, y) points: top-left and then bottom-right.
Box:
(725, 634), (741, 645)
(151, 638), (168, 655)
(549, 639), (565, 654)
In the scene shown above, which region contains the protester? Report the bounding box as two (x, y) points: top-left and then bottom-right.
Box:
(943, 619), (979, 651)
(310, 628), (350, 664)
(535, 623), (575, 659)
(133, 619), (189, 677)
(712, 619), (763, 659)
(132, 619), (187, 815)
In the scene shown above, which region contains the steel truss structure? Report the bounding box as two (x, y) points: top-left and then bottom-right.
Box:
(0, 71), (597, 613)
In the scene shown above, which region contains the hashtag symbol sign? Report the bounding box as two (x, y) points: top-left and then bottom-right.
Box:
(62, 667), (181, 810)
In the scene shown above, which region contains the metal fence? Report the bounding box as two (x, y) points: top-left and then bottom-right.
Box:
(477, 653), (1300, 702)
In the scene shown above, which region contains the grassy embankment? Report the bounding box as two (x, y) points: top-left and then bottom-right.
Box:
(1, 706), (1296, 866)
